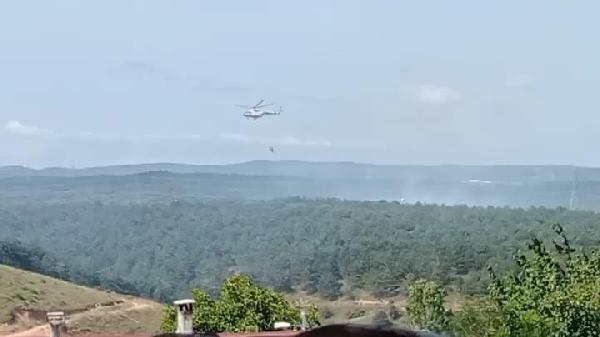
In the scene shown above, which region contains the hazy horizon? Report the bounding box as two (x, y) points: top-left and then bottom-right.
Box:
(1, 1), (599, 168)
(4, 159), (600, 171)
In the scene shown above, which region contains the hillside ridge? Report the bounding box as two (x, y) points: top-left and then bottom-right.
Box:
(1, 160), (598, 180)
(0, 265), (164, 335)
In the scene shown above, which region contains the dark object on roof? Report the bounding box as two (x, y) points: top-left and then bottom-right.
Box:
(220, 332), (299, 337)
(154, 333), (219, 337)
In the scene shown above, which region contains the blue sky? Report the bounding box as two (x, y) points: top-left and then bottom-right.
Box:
(1, 1), (599, 167)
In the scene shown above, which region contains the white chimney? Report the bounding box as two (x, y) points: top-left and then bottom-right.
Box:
(46, 311), (65, 337)
(174, 299), (195, 334)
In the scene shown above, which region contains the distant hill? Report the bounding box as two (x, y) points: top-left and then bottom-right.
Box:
(1, 163), (600, 209)
(3, 160), (600, 182)
(0, 166), (39, 178)
(0, 265), (164, 334)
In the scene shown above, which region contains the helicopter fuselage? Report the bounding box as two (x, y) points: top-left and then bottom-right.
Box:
(243, 108), (280, 119)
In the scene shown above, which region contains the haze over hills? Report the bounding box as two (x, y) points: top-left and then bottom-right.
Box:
(2, 160), (600, 181)
(1, 161), (599, 210)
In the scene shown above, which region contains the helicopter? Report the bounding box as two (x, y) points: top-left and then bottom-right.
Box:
(237, 99), (282, 120)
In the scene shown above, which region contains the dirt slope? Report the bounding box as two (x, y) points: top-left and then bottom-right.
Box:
(0, 265), (164, 336)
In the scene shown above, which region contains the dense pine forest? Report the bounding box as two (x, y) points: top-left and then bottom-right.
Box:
(2, 198), (600, 301)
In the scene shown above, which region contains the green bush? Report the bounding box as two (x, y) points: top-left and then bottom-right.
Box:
(161, 274), (320, 332)
(306, 304), (321, 327)
(412, 226), (600, 337)
(488, 224), (600, 337)
(406, 279), (450, 332)
(159, 305), (177, 333)
(450, 297), (506, 337)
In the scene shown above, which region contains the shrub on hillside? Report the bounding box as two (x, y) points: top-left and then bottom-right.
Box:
(406, 279), (450, 332)
(449, 297), (505, 337)
(448, 225), (600, 337)
(488, 224), (600, 337)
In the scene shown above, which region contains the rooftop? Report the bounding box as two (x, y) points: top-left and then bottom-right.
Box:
(5, 330), (304, 337)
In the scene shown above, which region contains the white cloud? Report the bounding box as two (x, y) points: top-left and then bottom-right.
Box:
(4, 120), (55, 137)
(504, 73), (534, 89)
(415, 85), (462, 105)
(220, 133), (331, 147)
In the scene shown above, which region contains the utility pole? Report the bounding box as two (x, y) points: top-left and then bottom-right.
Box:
(298, 297), (308, 331)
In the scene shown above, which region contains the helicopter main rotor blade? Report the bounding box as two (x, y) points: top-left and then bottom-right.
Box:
(252, 99), (265, 109)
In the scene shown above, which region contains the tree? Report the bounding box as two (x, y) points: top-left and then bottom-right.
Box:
(449, 297), (505, 337)
(161, 274), (320, 332)
(488, 224), (600, 337)
(160, 305), (177, 333)
(406, 279), (449, 332)
(190, 289), (219, 332)
(7, 199), (600, 302)
(307, 304), (321, 327)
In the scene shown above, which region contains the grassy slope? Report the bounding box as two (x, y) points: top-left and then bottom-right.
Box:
(0, 264), (463, 332)
(0, 263), (394, 331)
(0, 264), (164, 333)
(0, 264), (116, 322)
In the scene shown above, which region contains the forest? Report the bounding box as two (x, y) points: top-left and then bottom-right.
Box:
(2, 198), (600, 302)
